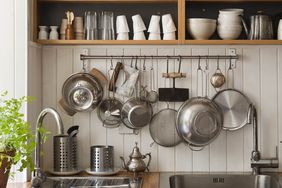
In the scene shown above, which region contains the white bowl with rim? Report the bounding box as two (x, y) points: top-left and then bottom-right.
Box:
(187, 18), (216, 40)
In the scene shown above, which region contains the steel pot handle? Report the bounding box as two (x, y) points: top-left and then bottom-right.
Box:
(143, 153), (151, 172)
(184, 142), (204, 151)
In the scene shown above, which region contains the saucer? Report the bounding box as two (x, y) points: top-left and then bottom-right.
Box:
(47, 169), (82, 176)
(85, 168), (120, 176)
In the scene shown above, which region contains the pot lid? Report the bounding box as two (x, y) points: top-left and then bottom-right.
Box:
(129, 142), (143, 158)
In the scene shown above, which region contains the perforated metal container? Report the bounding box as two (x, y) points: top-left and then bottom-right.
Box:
(90, 145), (114, 172)
(53, 135), (77, 172)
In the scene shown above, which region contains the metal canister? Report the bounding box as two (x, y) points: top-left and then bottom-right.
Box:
(53, 135), (77, 172)
(90, 145), (114, 172)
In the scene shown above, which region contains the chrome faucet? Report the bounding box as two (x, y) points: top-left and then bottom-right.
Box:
(250, 105), (279, 174)
(30, 108), (64, 187)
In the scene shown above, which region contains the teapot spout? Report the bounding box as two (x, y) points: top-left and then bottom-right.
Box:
(120, 156), (127, 170)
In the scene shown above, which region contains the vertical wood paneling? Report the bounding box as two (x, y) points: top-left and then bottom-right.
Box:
(140, 47), (158, 172)
(42, 47), (57, 170)
(89, 47), (107, 145)
(56, 48), (73, 131)
(260, 47), (278, 158)
(157, 48), (175, 172)
(106, 48), (124, 168)
(174, 48), (193, 172)
(209, 48), (227, 172)
(278, 48), (282, 171)
(242, 47), (260, 172)
(40, 45), (282, 173)
(73, 48), (91, 169)
(226, 48), (244, 172)
(191, 48), (210, 172)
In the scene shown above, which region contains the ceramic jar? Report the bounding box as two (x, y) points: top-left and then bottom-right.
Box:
(38, 26), (49, 40)
(49, 26), (59, 40)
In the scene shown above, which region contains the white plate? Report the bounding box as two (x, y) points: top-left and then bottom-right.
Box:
(47, 169), (82, 176)
(85, 168), (120, 176)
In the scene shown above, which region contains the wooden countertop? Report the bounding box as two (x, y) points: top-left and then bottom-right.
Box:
(6, 171), (159, 188)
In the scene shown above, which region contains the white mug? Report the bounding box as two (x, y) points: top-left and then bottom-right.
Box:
(133, 31), (146, 40)
(116, 15), (130, 33)
(132, 14), (146, 32)
(278, 19), (282, 40)
(117, 32), (129, 40)
(148, 33), (161, 40)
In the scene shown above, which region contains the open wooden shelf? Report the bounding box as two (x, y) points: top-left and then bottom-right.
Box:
(37, 39), (179, 45)
(185, 40), (282, 45)
(32, 0), (282, 45)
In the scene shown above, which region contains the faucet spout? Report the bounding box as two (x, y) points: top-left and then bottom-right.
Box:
(31, 108), (64, 187)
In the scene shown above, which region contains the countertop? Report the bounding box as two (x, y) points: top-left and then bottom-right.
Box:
(6, 171), (159, 188)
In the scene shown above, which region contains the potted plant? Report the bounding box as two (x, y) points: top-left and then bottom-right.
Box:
(0, 91), (36, 187)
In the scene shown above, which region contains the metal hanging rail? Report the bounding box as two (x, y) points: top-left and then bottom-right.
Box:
(80, 54), (239, 61)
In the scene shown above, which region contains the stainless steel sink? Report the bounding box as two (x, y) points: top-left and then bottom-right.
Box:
(170, 174), (281, 188)
(40, 176), (143, 188)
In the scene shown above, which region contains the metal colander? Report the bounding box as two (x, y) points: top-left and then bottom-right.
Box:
(90, 145), (114, 172)
(149, 108), (182, 147)
(53, 135), (77, 172)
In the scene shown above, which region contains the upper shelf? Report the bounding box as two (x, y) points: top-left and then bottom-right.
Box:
(33, 0), (282, 45)
(38, 0), (178, 3)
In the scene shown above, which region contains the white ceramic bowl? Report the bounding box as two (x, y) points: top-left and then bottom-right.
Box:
(217, 25), (242, 40)
(187, 19), (216, 40)
(218, 14), (242, 24)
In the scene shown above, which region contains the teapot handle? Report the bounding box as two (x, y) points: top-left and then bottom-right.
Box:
(143, 153), (151, 172)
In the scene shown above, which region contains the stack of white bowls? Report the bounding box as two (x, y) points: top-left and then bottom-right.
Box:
(162, 14), (177, 40)
(132, 14), (146, 40)
(116, 15), (130, 40)
(217, 9), (244, 40)
(187, 18), (216, 40)
(148, 15), (161, 40)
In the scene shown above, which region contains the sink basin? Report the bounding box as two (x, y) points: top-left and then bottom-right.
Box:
(170, 174), (281, 188)
(41, 176), (143, 188)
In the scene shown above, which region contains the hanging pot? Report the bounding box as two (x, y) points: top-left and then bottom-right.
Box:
(61, 72), (103, 114)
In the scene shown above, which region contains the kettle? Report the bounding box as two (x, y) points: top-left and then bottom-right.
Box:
(242, 11), (273, 40)
(120, 142), (151, 174)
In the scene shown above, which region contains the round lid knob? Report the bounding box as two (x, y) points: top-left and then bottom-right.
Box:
(130, 142), (143, 158)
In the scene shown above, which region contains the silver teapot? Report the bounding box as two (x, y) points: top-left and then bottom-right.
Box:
(242, 11), (273, 40)
(120, 142), (151, 173)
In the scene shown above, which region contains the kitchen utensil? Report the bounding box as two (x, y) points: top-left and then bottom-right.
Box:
(61, 62), (103, 113)
(120, 142), (151, 176)
(53, 135), (78, 173)
(49, 26), (59, 40)
(67, 125), (79, 137)
(149, 103), (181, 147)
(162, 14), (177, 33)
(212, 89), (252, 131)
(89, 68), (108, 86)
(109, 62), (123, 92)
(159, 57), (189, 102)
(187, 18), (216, 40)
(97, 62), (123, 128)
(38, 26), (48, 40)
(90, 145), (114, 172)
(227, 58), (234, 88)
(147, 59), (158, 103)
(65, 11), (74, 40)
(242, 11), (273, 40)
(132, 14), (146, 32)
(210, 57), (225, 90)
(176, 58), (223, 150)
(121, 60), (153, 129)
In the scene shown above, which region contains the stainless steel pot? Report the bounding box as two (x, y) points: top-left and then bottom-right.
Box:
(176, 97), (223, 149)
(121, 97), (153, 129)
(62, 72), (103, 113)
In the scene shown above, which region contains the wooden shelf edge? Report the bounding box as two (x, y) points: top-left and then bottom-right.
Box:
(37, 40), (180, 45)
(38, 0), (178, 3)
(185, 40), (282, 45)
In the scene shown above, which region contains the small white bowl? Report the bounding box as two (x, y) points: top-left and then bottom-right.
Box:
(187, 19), (216, 40)
(219, 9), (244, 16)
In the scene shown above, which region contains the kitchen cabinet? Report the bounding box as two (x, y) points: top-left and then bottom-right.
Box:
(32, 0), (282, 45)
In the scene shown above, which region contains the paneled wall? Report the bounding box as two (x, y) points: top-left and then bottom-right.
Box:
(41, 45), (282, 173)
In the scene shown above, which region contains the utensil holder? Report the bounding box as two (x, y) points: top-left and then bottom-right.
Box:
(53, 135), (77, 172)
(90, 145), (114, 172)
